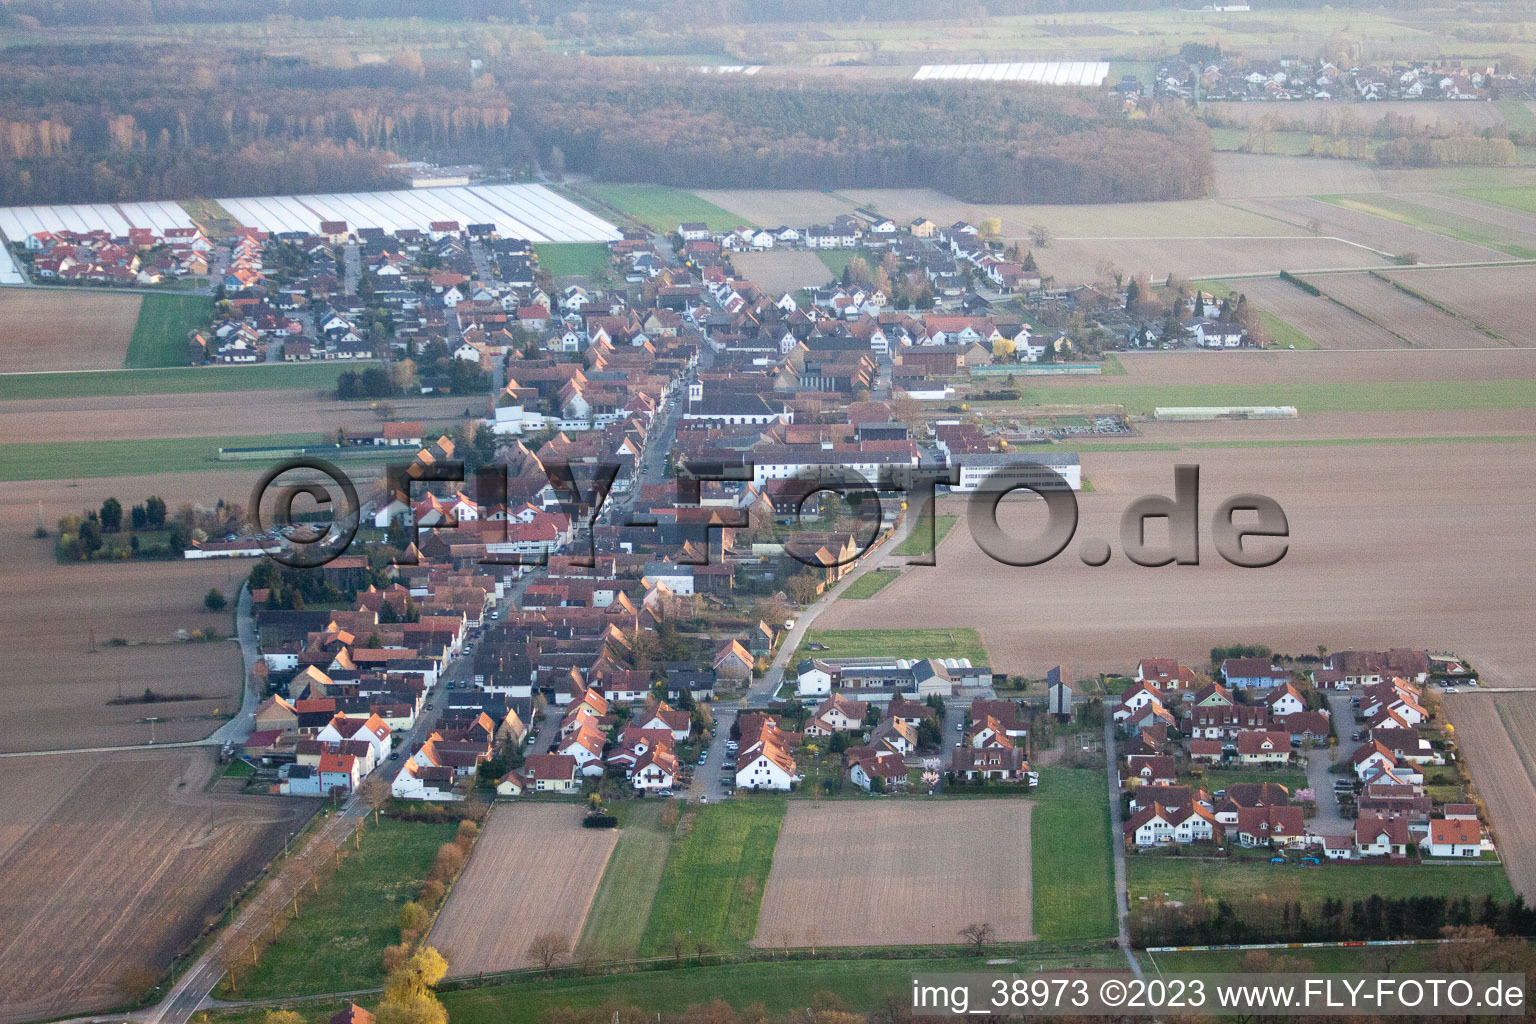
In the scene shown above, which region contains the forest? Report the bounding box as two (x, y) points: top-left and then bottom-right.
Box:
(0, 45), (1212, 206)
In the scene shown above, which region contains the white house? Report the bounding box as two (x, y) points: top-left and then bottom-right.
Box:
(796, 658), (834, 697)
(1426, 818), (1483, 858)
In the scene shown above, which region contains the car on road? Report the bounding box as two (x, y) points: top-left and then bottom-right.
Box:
(657, 789), (673, 798)
(1351, 730), (1364, 740)
(726, 740), (738, 752)
(698, 753), (709, 765)
(389, 751), (400, 760)
(425, 702), (434, 710)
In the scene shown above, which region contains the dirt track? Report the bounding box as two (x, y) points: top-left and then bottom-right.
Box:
(430, 804), (617, 975)
(754, 801), (1034, 947)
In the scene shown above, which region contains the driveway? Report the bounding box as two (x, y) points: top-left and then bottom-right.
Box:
(1304, 689), (1360, 834)
(690, 707), (735, 802)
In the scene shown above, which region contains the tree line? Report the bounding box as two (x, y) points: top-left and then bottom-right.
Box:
(1133, 892), (1536, 948)
(0, 44), (1211, 206)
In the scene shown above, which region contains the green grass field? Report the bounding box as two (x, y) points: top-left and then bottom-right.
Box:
(1195, 279), (1319, 350)
(983, 379), (1536, 416)
(231, 818), (458, 999)
(578, 184), (748, 233)
(1496, 100), (1536, 134)
(578, 802), (674, 959)
(535, 242), (611, 279)
(638, 799), (785, 955)
(893, 513), (958, 556)
(1031, 767), (1117, 942)
(1315, 194), (1536, 259)
(1150, 942), (1446, 974)
(0, 433), (323, 482)
(1127, 856), (1514, 906)
(839, 569), (900, 600)
(0, 362), (351, 400)
(1458, 185), (1536, 214)
(125, 293), (214, 368)
(796, 627), (989, 665)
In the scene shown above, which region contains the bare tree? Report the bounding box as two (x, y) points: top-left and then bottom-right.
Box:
(1028, 224), (1052, 248)
(526, 933), (570, 977)
(806, 924), (822, 958)
(958, 922), (994, 955)
(667, 932), (689, 965)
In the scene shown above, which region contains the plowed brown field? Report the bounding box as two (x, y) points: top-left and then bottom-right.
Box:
(1445, 694), (1536, 901)
(753, 801), (1034, 947)
(0, 290), (142, 372)
(430, 804), (618, 975)
(0, 748), (304, 1024)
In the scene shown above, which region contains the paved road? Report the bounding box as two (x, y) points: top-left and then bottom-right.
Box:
(146, 798), (367, 1024)
(1102, 719), (1144, 979)
(747, 510), (924, 708)
(208, 584), (262, 746)
(690, 707), (735, 802)
(342, 242), (361, 296)
(1306, 691), (1356, 834)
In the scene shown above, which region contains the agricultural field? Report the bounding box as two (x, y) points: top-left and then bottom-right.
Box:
(815, 439), (1536, 686)
(0, 289), (143, 372)
(694, 189), (859, 227)
(1041, 235), (1383, 285)
(1310, 272), (1495, 349)
(1212, 153), (1388, 199)
(639, 799), (785, 956)
(0, 199), (195, 239)
(1382, 265), (1536, 346)
(1127, 856), (1514, 907)
(237, 818), (457, 998)
(831, 189), (1300, 240)
(124, 294), (215, 368)
(795, 627), (988, 665)
(1446, 694), (1536, 901)
(0, 466), (254, 751)
(218, 185), (619, 242)
(576, 184), (746, 233)
(1229, 277), (1403, 351)
(1151, 942), (1445, 975)
(729, 250), (832, 293)
(1395, 190), (1536, 246)
(431, 805), (618, 977)
(1230, 195), (1506, 264)
(1031, 767), (1117, 942)
(577, 802), (674, 960)
(0, 363), (351, 400)
(754, 801), (1034, 948)
(0, 434), (320, 482)
(1316, 194), (1536, 259)
(0, 748), (306, 1024)
(0, 389), (463, 445)
(1207, 100), (1508, 131)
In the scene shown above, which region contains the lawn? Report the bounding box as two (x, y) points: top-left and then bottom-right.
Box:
(1031, 766), (1117, 942)
(1182, 769), (1309, 794)
(125, 293), (214, 368)
(815, 247), (881, 280)
(0, 362), (352, 400)
(0, 434), (320, 482)
(578, 184), (748, 233)
(1127, 856), (1515, 907)
(232, 818), (458, 998)
(577, 801), (673, 959)
(893, 513), (958, 556)
(795, 627), (989, 665)
(1315, 194), (1536, 259)
(535, 242), (611, 279)
(839, 569), (900, 600)
(638, 799), (785, 955)
(984, 379), (1536, 416)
